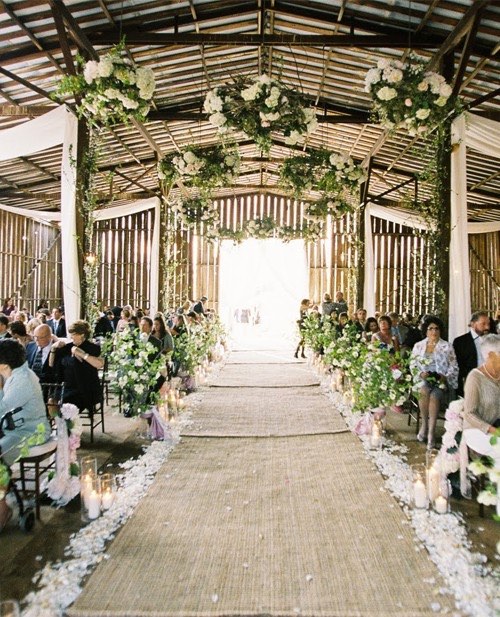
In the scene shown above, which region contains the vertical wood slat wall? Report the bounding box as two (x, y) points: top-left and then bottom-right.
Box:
(0, 210), (61, 314)
(2, 208), (498, 321)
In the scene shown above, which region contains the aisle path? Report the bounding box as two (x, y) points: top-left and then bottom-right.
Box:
(70, 350), (452, 617)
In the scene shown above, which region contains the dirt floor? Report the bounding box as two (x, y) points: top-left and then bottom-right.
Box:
(0, 380), (498, 606)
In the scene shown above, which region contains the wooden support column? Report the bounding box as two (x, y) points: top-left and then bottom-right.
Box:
(434, 52), (454, 323)
(74, 119), (91, 321)
(358, 157), (373, 310)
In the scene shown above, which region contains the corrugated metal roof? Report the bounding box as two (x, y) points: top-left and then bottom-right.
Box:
(0, 0), (498, 222)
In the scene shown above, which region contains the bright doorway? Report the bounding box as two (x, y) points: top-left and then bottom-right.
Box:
(218, 238), (309, 349)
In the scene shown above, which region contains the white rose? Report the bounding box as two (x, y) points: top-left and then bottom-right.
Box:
(365, 68), (381, 89)
(416, 108), (431, 120)
(383, 67), (403, 83)
(376, 86), (397, 101)
(209, 112), (227, 128)
(435, 96), (447, 107)
(439, 83), (452, 99)
(377, 58), (391, 70)
(83, 61), (99, 84)
(417, 81), (428, 92)
(184, 151), (199, 165)
(405, 98), (412, 107)
(122, 97), (139, 110)
(204, 90), (223, 113)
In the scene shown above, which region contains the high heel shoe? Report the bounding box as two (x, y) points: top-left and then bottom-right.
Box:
(301, 352), (306, 358)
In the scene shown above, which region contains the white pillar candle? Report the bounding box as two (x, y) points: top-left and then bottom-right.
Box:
(427, 466), (440, 501)
(101, 489), (114, 510)
(413, 479), (427, 508)
(87, 490), (101, 519)
(434, 495), (448, 514)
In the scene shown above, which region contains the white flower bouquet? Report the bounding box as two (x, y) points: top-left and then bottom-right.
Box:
(58, 44), (155, 127)
(204, 74), (318, 153)
(245, 217), (276, 239)
(158, 144), (240, 191)
(365, 57), (456, 136)
(171, 196), (220, 229)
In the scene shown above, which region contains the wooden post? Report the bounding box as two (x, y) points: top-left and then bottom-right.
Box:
(74, 118), (89, 320)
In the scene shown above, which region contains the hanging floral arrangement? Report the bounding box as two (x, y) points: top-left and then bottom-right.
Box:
(58, 44), (155, 127)
(171, 196), (220, 229)
(280, 148), (366, 198)
(158, 144), (240, 192)
(277, 221), (324, 243)
(245, 217), (276, 239)
(364, 57), (455, 136)
(204, 74), (318, 153)
(304, 195), (355, 221)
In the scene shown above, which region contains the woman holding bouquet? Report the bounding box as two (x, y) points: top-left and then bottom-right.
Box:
(410, 316), (458, 448)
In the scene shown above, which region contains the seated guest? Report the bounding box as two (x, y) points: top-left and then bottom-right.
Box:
(400, 313), (423, 355)
(9, 321), (32, 347)
(1, 297), (17, 319)
(363, 317), (379, 342)
(193, 296), (208, 316)
(462, 334), (500, 463)
(388, 312), (408, 346)
(26, 317), (43, 338)
(0, 339), (51, 530)
(332, 291), (348, 315)
(371, 315), (400, 352)
(321, 293), (335, 318)
(47, 307), (67, 338)
(51, 320), (104, 412)
(453, 311), (491, 397)
(410, 316), (459, 448)
(139, 317), (162, 356)
(94, 311), (114, 338)
(152, 314), (174, 356)
(353, 308), (368, 334)
(116, 308), (132, 333)
(0, 315), (12, 340)
(26, 324), (57, 384)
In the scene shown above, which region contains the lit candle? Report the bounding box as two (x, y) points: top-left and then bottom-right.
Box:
(81, 474), (93, 507)
(87, 490), (101, 519)
(101, 489), (114, 510)
(413, 479), (427, 508)
(370, 427), (382, 448)
(434, 495), (448, 514)
(427, 466), (440, 501)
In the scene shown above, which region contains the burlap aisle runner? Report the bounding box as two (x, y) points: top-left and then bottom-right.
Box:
(69, 352), (452, 617)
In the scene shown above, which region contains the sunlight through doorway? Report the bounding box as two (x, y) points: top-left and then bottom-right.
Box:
(219, 238), (309, 350)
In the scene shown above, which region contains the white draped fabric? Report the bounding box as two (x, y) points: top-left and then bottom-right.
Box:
(0, 106), (161, 318)
(364, 112), (500, 341)
(0, 106), (67, 161)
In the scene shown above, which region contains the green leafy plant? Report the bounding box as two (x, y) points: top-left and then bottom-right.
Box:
(204, 74), (318, 153)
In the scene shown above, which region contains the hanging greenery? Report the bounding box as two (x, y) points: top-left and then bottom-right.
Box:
(170, 195), (220, 229)
(280, 148), (366, 198)
(57, 43), (155, 127)
(158, 144), (240, 193)
(364, 57), (458, 136)
(204, 74), (318, 153)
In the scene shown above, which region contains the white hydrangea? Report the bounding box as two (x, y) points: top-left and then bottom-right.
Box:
(416, 108), (431, 120)
(209, 112), (227, 128)
(364, 68), (381, 91)
(136, 67), (155, 99)
(83, 60), (99, 84)
(284, 129), (304, 145)
(241, 83), (261, 101)
(204, 90), (223, 113)
(383, 67), (403, 84)
(97, 56), (114, 78)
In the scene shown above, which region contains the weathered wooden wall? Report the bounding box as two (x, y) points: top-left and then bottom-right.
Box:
(0, 210), (61, 314)
(2, 206), (498, 322)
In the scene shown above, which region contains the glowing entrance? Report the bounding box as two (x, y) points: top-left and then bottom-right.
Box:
(219, 238), (309, 349)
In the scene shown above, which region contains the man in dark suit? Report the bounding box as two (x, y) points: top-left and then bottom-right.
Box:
(26, 323), (58, 385)
(47, 306), (67, 338)
(452, 311), (491, 396)
(139, 317), (162, 356)
(0, 315), (12, 340)
(193, 296), (208, 316)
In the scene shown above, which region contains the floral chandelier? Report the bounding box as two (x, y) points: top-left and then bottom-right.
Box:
(204, 74), (318, 154)
(158, 144), (240, 193)
(365, 57), (456, 136)
(58, 44), (156, 127)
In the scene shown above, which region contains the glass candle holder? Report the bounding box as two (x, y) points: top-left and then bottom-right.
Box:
(425, 449), (442, 502)
(411, 464), (428, 509)
(80, 455), (98, 479)
(370, 418), (384, 449)
(99, 473), (117, 511)
(433, 481), (451, 514)
(81, 474), (101, 522)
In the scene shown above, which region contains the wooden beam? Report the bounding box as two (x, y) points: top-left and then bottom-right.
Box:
(48, 0), (99, 61)
(90, 31), (443, 49)
(427, 0), (491, 71)
(0, 67), (53, 102)
(50, 0), (77, 75)
(0, 104), (58, 117)
(452, 6), (486, 96)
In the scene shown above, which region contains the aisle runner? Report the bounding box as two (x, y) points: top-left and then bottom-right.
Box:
(69, 352), (452, 617)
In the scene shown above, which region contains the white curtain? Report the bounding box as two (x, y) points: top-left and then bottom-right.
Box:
(0, 107), (162, 319)
(364, 112), (500, 341)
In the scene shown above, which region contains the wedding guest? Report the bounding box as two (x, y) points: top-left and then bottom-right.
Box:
(93, 312), (114, 338)
(294, 298), (310, 359)
(332, 291), (348, 315)
(26, 324), (57, 383)
(51, 320), (103, 413)
(453, 311), (491, 397)
(47, 307), (67, 338)
(371, 315), (399, 352)
(26, 318), (43, 337)
(0, 316), (12, 340)
(116, 308), (132, 333)
(193, 296), (208, 316)
(152, 315), (174, 356)
(8, 321), (32, 347)
(0, 339), (51, 531)
(321, 293), (335, 318)
(462, 334), (500, 463)
(388, 312), (408, 346)
(410, 316), (459, 448)
(354, 308), (368, 334)
(363, 317), (379, 342)
(1, 297), (17, 319)
(139, 317), (162, 356)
